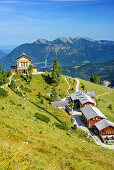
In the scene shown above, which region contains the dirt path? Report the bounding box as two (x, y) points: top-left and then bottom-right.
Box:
(75, 78), (80, 92)
(72, 111), (114, 150)
(1, 73), (14, 88)
(63, 77), (71, 95)
(96, 92), (114, 97)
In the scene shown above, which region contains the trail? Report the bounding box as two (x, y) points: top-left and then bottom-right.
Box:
(1, 73), (14, 88)
(75, 78), (80, 92)
(96, 92), (114, 97)
(63, 77), (71, 95)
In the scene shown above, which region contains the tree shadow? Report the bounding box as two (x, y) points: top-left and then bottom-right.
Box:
(41, 74), (53, 85)
(42, 95), (51, 102)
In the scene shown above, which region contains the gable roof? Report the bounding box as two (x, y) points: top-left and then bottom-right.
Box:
(84, 91), (96, 98)
(81, 105), (106, 120)
(70, 91), (94, 104)
(94, 119), (114, 131)
(51, 100), (69, 107)
(16, 53), (32, 60)
(70, 90), (83, 101)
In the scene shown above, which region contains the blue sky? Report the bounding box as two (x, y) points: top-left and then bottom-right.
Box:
(0, 0), (114, 45)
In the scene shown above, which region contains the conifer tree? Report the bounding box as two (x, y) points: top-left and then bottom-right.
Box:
(90, 74), (94, 82)
(52, 59), (62, 85)
(50, 84), (58, 102)
(94, 75), (98, 84)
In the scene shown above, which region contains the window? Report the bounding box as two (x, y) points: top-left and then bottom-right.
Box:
(19, 62), (21, 67)
(20, 62), (28, 67)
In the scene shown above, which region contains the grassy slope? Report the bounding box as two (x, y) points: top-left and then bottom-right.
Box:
(79, 79), (114, 122)
(14, 73), (71, 126)
(0, 87), (114, 169)
(66, 77), (77, 94)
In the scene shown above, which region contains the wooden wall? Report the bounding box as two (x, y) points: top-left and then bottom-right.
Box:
(89, 117), (103, 127)
(80, 102), (94, 108)
(100, 126), (114, 135)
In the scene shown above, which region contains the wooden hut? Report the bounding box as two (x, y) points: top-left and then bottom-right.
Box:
(94, 119), (114, 136)
(81, 105), (106, 127)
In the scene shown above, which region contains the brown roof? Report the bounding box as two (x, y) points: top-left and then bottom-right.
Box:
(16, 53), (32, 60)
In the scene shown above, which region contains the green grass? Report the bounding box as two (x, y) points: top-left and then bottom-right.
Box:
(0, 86), (114, 169)
(79, 79), (114, 121)
(66, 77), (77, 94)
(13, 73), (71, 125)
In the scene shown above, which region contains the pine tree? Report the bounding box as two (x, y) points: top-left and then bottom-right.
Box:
(94, 75), (98, 84)
(50, 85), (58, 102)
(90, 74), (94, 82)
(97, 76), (100, 85)
(52, 59), (62, 85)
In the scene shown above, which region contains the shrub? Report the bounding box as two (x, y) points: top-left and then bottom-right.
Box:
(81, 83), (85, 90)
(38, 92), (42, 98)
(16, 90), (23, 96)
(20, 85), (32, 92)
(54, 122), (68, 131)
(0, 88), (8, 97)
(34, 113), (50, 123)
(108, 104), (112, 110)
(41, 98), (44, 104)
(69, 103), (74, 108)
(10, 80), (17, 89)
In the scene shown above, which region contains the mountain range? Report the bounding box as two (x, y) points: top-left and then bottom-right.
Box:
(0, 50), (7, 59)
(0, 36), (114, 71)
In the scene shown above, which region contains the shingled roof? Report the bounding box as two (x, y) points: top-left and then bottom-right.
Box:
(81, 105), (106, 120)
(94, 119), (114, 131)
(51, 100), (69, 107)
(70, 91), (94, 104)
(84, 91), (96, 98)
(70, 90), (83, 101)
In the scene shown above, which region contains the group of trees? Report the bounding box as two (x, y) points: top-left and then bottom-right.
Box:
(50, 59), (62, 102)
(0, 64), (11, 86)
(90, 74), (100, 85)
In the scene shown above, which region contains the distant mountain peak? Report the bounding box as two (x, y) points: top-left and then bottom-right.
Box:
(75, 36), (95, 42)
(84, 37), (95, 42)
(59, 37), (73, 43)
(36, 39), (49, 44)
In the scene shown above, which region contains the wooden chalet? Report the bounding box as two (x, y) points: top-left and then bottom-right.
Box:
(70, 91), (94, 108)
(81, 105), (106, 127)
(11, 53), (37, 74)
(94, 119), (114, 136)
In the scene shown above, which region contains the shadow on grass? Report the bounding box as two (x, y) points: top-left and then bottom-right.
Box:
(43, 95), (51, 102)
(41, 74), (53, 85)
